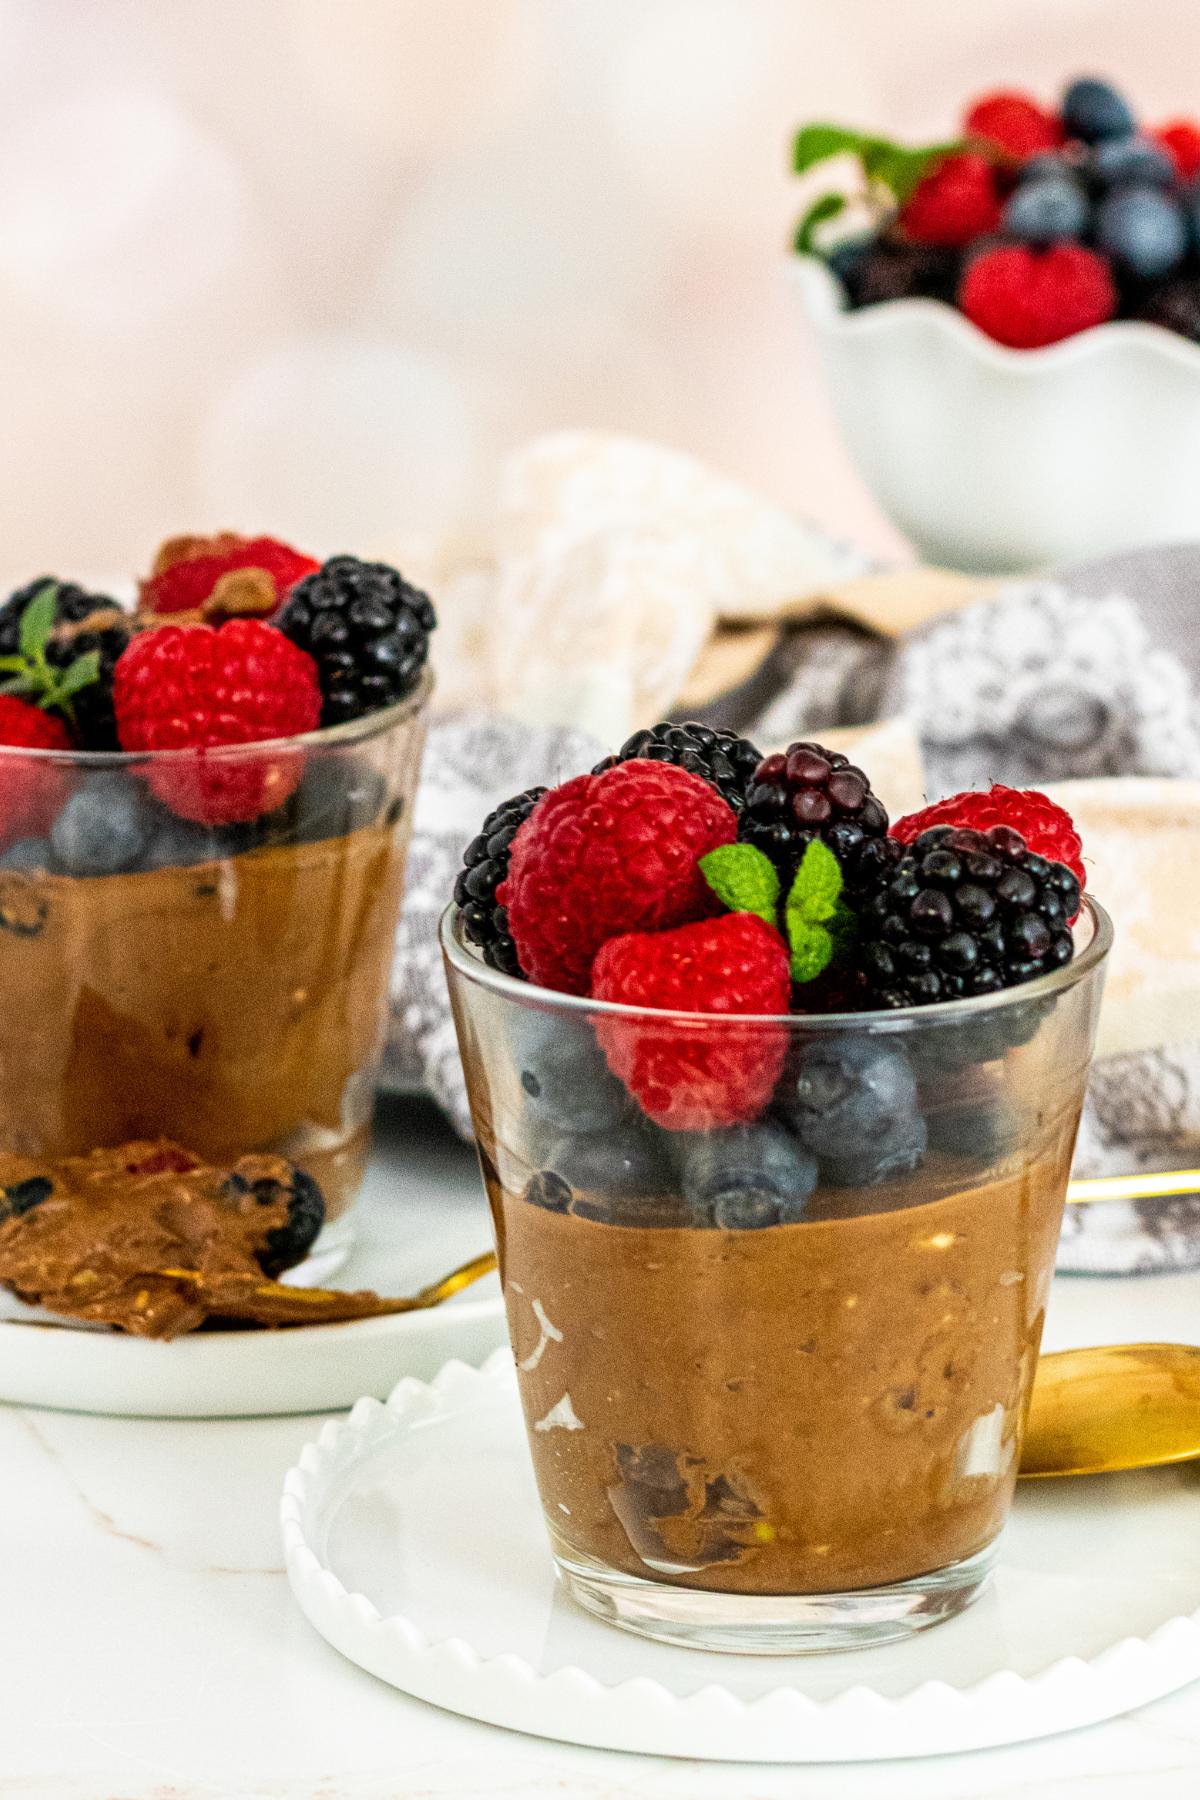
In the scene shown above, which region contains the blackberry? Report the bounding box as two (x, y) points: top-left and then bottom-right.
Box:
(0, 578), (131, 749)
(455, 787), (546, 977)
(1137, 276), (1200, 342)
(276, 555), (436, 726)
(850, 824), (1079, 1009)
(738, 739), (889, 882)
(593, 721), (762, 812)
(841, 234), (962, 308)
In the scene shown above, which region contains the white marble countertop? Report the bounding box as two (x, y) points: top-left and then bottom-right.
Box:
(4, 1096), (1199, 1800)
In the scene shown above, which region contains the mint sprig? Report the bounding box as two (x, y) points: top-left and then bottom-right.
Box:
(792, 124), (964, 205)
(0, 582), (99, 725)
(700, 843), (780, 928)
(783, 840), (850, 985)
(791, 123), (967, 260)
(793, 192), (847, 255)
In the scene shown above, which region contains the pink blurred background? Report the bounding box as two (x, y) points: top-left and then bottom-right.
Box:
(1, 0), (1197, 585)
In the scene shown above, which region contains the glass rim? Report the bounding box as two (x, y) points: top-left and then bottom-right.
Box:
(440, 894), (1113, 1031)
(0, 666), (433, 768)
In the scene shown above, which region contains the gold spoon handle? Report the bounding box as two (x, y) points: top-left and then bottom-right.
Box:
(154, 1249), (499, 1324)
(1066, 1169), (1200, 1207)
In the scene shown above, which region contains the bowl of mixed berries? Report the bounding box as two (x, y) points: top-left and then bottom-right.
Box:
(0, 534), (435, 1278)
(444, 722), (1112, 1651)
(791, 76), (1200, 571)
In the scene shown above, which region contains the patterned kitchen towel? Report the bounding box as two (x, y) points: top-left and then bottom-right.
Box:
(719, 546), (1200, 1273)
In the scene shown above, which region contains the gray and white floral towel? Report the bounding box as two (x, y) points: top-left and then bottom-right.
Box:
(386, 546), (1200, 1274)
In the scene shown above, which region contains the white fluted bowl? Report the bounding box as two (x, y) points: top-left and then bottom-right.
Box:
(793, 255), (1200, 573)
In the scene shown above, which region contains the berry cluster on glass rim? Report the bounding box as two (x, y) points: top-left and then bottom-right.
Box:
(0, 532), (436, 863)
(795, 75), (1200, 349)
(456, 724), (1090, 1208)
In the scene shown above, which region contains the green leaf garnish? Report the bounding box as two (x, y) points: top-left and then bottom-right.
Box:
(793, 191), (846, 255)
(784, 840), (846, 984)
(700, 843), (780, 928)
(18, 584), (58, 663)
(0, 582), (102, 728)
(52, 651), (101, 700)
(791, 124), (967, 254)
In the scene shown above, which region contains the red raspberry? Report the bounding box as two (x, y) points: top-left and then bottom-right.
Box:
(114, 620), (322, 826)
(900, 153), (1001, 248)
(1155, 120), (1200, 180)
(591, 913), (791, 1131)
(893, 785), (1085, 896)
(140, 533), (319, 618)
(498, 761), (737, 995)
(964, 91), (1063, 161)
(0, 696), (71, 846)
(959, 244), (1116, 348)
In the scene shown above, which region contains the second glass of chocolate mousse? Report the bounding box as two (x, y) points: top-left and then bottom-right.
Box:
(0, 553), (434, 1280)
(444, 896), (1111, 1653)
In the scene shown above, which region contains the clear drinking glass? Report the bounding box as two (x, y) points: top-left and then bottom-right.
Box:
(0, 673), (430, 1277)
(443, 897), (1112, 1653)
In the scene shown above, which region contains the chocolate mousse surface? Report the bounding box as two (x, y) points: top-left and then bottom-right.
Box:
(0, 819), (406, 1220)
(488, 1131), (1076, 1595)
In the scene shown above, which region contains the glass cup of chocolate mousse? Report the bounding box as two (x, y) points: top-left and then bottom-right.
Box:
(443, 888), (1112, 1653)
(0, 659), (430, 1281)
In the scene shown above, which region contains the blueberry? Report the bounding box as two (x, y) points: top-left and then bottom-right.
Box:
(141, 815), (232, 870)
(265, 756), (388, 847)
(511, 1011), (631, 1136)
(925, 1099), (1019, 1166)
(0, 1175), (51, 1220)
(257, 1168), (326, 1278)
(1021, 152), (1074, 183)
(781, 1038), (920, 1162)
(1095, 184), (1188, 279)
(50, 775), (153, 876)
(674, 1124), (817, 1229)
(1088, 134), (1174, 188)
(1003, 176), (1089, 245)
(542, 1123), (672, 1199)
(0, 838), (51, 872)
(1062, 78), (1136, 143)
(820, 1113), (928, 1188)
(826, 237), (872, 301)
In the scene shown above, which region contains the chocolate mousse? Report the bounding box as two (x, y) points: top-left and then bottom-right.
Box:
(0, 1139), (324, 1336)
(0, 814), (406, 1221)
(484, 1128), (1076, 1595)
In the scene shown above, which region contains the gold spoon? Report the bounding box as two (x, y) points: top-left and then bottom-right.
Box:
(1021, 1342), (1200, 1479)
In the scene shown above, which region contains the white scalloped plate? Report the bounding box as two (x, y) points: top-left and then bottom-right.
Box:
(281, 1350), (1200, 1762)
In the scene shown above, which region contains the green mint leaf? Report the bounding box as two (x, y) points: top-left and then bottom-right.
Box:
(700, 843), (780, 927)
(861, 138), (962, 203)
(786, 840), (843, 926)
(792, 124), (875, 174)
(18, 584), (58, 663)
(0, 674), (34, 696)
(791, 122), (965, 205)
(50, 650), (100, 700)
(785, 841), (846, 985)
(788, 917), (835, 985)
(793, 191), (846, 255)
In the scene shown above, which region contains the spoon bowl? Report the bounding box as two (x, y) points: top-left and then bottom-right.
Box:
(1021, 1343), (1200, 1479)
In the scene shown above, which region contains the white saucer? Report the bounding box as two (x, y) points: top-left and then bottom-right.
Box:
(0, 1101), (507, 1417)
(282, 1349), (1200, 1764)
